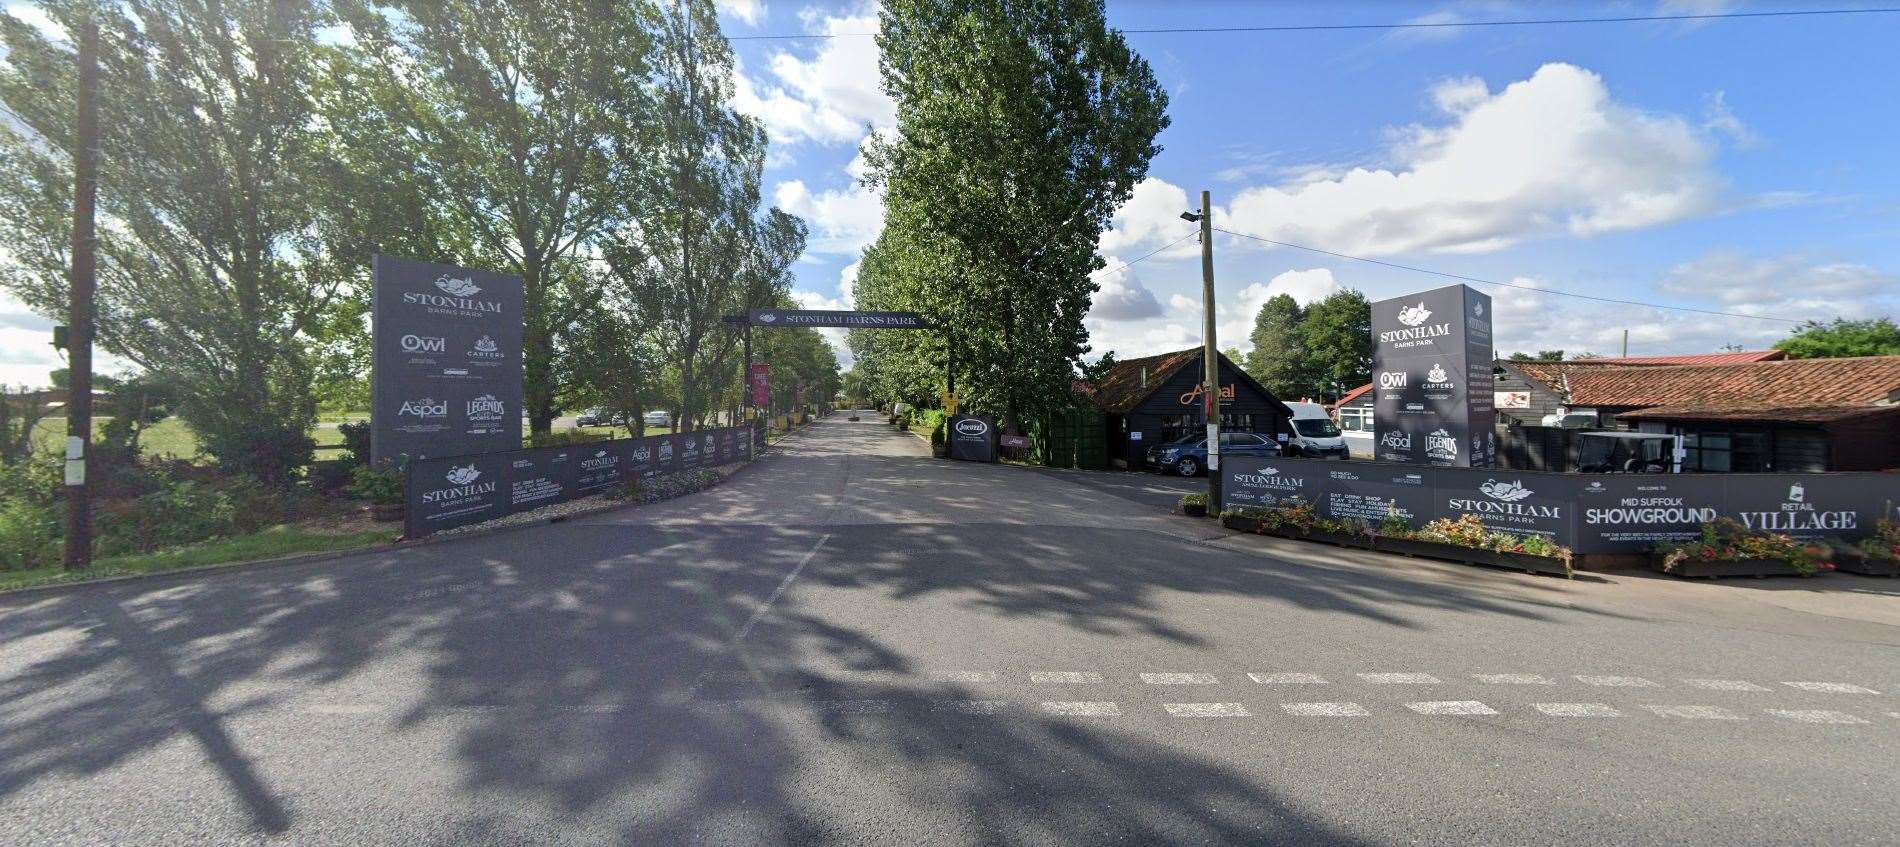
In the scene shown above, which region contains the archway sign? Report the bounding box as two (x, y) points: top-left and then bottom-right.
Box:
(748, 308), (929, 329)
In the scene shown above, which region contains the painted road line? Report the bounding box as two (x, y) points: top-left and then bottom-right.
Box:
(1248, 672), (1328, 684)
(1406, 701), (1499, 716)
(1041, 701), (1122, 717)
(1164, 702), (1252, 717)
(1358, 673), (1441, 684)
(1140, 672), (1221, 685)
(733, 533), (832, 642)
(1782, 681), (1881, 695)
(1766, 709), (1870, 724)
(1576, 675), (1661, 688)
(1642, 705), (1744, 720)
(931, 700), (1010, 715)
(1473, 673), (1556, 685)
(1681, 678), (1770, 692)
(1030, 672), (1105, 684)
(1281, 702), (1370, 717)
(1532, 703), (1622, 718)
(929, 671), (998, 684)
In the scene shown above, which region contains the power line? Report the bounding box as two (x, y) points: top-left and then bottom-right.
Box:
(1209, 226), (1805, 325)
(1098, 230), (1199, 278)
(728, 7), (1900, 40)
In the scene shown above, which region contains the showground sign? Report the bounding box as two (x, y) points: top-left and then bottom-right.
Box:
(372, 255), (524, 465)
(1222, 456), (1898, 554)
(405, 424), (759, 538)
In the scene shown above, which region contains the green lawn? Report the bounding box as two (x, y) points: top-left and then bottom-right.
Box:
(0, 523), (400, 594)
(28, 415), (640, 462)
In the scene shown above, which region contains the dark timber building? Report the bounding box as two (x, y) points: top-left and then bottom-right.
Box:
(1085, 348), (1294, 470)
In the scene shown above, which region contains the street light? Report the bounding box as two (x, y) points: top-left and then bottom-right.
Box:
(1179, 211), (1202, 223)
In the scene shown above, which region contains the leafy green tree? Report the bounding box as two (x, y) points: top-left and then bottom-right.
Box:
(0, 0), (363, 482)
(1508, 350), (1566, 362)
(340, 0), (659, 436)
(858, 0), (1168, 429)
(1297, 290), (1372, 395)
(1243, 294), (1305, 396)
(1773, 317), (1900, 359)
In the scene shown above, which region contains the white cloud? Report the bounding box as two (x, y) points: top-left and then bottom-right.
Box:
(773, 154), (884, 256)
(1215, 268), (1342, 353)
(1702, 91), (1758, 148)
(1210, 63), (1724, 257)
(730, 6), (892, 147)
(1659, 251), (1896, 316)
(789, 288), (854, 368)
(1083, 268), (1343, 360)
(1168, 293), (1197, 313)
(1088, 263), (1163, 321)
(716, 0), (765, 26)
(837, 259), (860, 307)
(1082, 318), (1197, 361)
(1098, 177), (1194, 256)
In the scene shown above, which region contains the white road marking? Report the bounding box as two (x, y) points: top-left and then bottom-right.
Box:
(304, 703), (378, 716)
(1406, 700), (1499, 716)
(1766, 709), (1869, 724)
(733, 533), (832, 642)
(1642, 704), (1744, 720)
(1576, 675), (1661, 688)
(1164, 702), (1252, 717)
(929, 671), (998, 684)
(1248, 672), (1328, 684)
(1782, 681), (1881, 695)
(1359, 673), (1440, 684)
(1282, 702), (1370, 717)
(931, 700), (1009, 715)
(1141, 672), (1220, 685)
(1030, 672), (1105, 684)
(1532, 703), (1622, 718)
(1473, 673), (1555, 685)
(1041, 701), (1121, 717)
(1681, 678), (1770, 692)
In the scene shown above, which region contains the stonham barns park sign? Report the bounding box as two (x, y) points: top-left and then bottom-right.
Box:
(748, 309), (928, 329)
(372, 255), (524, 465)
(1370, 283), (1495, 468)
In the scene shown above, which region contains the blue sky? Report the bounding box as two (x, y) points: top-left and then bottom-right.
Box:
(719, 0), (1900, 369)
(3, 1), (1897, 386)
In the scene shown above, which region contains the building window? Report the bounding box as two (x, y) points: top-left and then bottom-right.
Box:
(1677, 428), (1774, 472)
(1338, 406), (1371, 432)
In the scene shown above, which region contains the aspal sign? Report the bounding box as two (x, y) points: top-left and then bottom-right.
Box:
(373, 255), (524, 464)
(749, 309), (929, 329)
(1370, 283), (1494, 468)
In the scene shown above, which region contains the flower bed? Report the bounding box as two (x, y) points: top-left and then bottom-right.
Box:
(1831, 518), (1899, 577)
(1220, 504), (1572, 578)
(1652, 518), (1833, 579)
(1178, 493), (1209, 518)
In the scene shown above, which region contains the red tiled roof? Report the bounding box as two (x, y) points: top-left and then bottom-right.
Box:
(1509, 356), (1900, 410)
(1618, 404), (1900, 424)
(1556, 350), (1786, 367)
(1332, 382), (1372, 409)
(1088, 348), (1206, 414)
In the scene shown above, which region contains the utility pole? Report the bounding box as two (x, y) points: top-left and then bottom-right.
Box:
(1197, 190), (1220, 512)
(63, 15), (99, 572)
(1621, 329), (1629, 359)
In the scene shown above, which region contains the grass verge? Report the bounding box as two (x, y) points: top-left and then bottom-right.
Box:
(0, 524), (400, 594)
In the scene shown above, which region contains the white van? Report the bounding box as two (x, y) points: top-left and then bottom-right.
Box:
(1281, 401), (1350, 459)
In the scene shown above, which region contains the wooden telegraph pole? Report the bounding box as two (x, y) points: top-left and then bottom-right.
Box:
(63, 15), (100, 572)
(1198, 190), (1220, 513)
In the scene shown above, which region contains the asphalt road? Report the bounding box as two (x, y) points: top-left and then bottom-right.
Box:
(2, 413), (1897, 846)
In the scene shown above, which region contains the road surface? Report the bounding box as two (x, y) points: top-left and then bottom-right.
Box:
(1, 413), (1896, 845)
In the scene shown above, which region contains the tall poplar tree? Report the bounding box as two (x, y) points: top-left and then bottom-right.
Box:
(857, 0), (1168, 428)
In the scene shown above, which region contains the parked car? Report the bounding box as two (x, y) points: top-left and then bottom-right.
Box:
(643, 410), (672, 428)
(577, 407), (618, 427)
(1147, 431), (1282, 477)
(1282, 401), (1350, 458)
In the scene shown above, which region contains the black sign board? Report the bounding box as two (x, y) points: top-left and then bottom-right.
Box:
(405, 424), (757, 537)
(749, 309), (929, 329)
(1370, 284), (1494, 468)
(947, 415), (997, 462)
(372, 255), (525, 465)
(1222, 457), (1900, 554)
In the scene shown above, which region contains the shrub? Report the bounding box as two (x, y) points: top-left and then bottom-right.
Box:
(1414, 514), (1572, 561)
(196, 419), (315, 487)
(0, 494), (58, 571)
(96, 475), (238, 557)
(1857, 517), (1900, 562)
(347, 462), (407, 505)
(1179, 492), (1207, 508)
(615, 469), (720, 503)
(529, 429), (608, 448)
(336, 421), (371, 464)
(1656, 518), (1830, 576)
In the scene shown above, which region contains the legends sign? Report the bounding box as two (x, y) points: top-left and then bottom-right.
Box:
(1370, 284), (1494, 468)
(373, 255), (524, 464)
(406, 424), (759, 537)
(748, 309), (929, 329)
(1223, 456), (1898, 554)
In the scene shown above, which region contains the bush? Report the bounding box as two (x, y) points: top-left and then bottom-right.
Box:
(529, 429), (608, 448)
(96, 474), (238, 557)
(1179, 493), (1207, 508)
(347, 462), (406, 505)
(196, 419), (315, 486)
(336, 421), (371, 464)
(1656, 518), (1830, 576)
(615, 469), (719, 503)
(0, 456), (62, 571)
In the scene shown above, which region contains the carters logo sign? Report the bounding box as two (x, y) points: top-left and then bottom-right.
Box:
(469, 335), (503, 359)
(955, 418), (989, 436)
(1425, 363), (1452, 387)
(422, 464), (496, 504)
(399, 398), (447, 418)
(400, 334), (445, 354)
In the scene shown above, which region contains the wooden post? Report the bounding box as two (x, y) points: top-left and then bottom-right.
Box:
(63, 16), (99, 572)
(1199, 190), (1220, 513)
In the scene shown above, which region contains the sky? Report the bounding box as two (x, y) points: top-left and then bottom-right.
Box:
(4, 0), (1899, 387)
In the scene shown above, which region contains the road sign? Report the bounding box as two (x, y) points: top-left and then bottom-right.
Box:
(748, 309), (928, 329)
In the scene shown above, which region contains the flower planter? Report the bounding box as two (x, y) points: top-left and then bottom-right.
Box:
(1651, 554), (1813, 579)
(1180, 502), (1208, 518)
(1823, 549), (1897, 577)
(1375, 536), (1572, 578)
